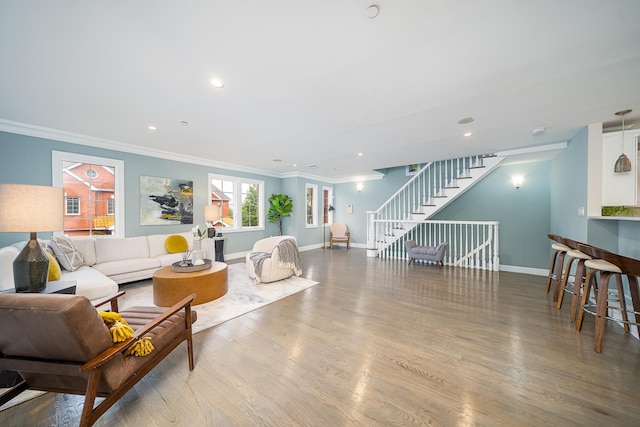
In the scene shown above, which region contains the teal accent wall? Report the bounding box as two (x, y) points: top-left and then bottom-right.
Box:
(432, 161), (551, 269)
(333, 166), (415, 244)
(550, 126), (589, 243)
(0, 131), (284, 253)
(9, 126), (635, 271)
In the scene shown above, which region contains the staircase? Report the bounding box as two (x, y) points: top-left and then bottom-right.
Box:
(366, 154), (504, 267)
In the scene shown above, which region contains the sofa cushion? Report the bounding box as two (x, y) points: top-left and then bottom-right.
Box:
(69, 237), (97, 266)
(95, 236), (149, 264)
(147, 232), (193, 258)
(92, 258), (160, 277)
(46, 251), (62, 281)
(154, 253), (185, 267)
(0, 246), (19, 291)
(165, 235), (188, 254)
(51, 236), (85, 271)
(60, 266), (119, 301)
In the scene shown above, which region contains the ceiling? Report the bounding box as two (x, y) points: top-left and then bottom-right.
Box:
(1, 1), (640, 182)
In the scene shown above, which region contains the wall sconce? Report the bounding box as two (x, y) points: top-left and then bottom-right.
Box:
(512, 176), (523, 189)
(356, 183), (363, 192)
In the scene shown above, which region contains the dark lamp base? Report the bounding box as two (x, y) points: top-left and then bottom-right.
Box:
(13, 236), (49, 293)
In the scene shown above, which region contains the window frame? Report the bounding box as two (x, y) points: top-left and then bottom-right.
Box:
(65, 196), (81, 215)
(305, 183), (318, 229)
(208, 173), (265, 232)
(52, 151), (125, 237)
(322, 186), (334, 227)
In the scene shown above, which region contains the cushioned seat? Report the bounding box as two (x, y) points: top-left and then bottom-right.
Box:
(329, 224), (350, 249)
(404, 240), (447, 268)
(246, 236), (302, 284)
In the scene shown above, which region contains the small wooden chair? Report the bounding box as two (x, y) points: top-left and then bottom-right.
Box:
(329, 223), (350, 249)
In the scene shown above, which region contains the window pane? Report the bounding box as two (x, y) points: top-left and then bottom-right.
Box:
(306, 187), (314, 225)
(61, 161), (116, 236)
(241, 183), (259, 227)
(211, 178), (234, 228)
(210, 174), (264, 231)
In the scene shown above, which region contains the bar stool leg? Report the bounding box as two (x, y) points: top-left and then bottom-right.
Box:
(557, 257), (578, 309)
(576, 269), (598, 332)
(627, 276), (640, 328)
(552, 251), (567, 302)
(614, 274), (630, 333)
(594, 272), (614, 353)
(568, 260), (587, 321)
(546, 248), (561, 293)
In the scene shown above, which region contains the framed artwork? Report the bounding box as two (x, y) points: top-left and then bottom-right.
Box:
(406, 164), (419, 176)
(140, 176), (193, 225)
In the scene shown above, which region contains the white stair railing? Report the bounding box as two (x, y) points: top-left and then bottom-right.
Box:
(372, 220), (499, 271)
(366, 154), (504, 260)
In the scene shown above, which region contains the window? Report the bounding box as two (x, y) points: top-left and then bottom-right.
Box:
(107, 197), (115, 215)
(65, 196), (80, 215)
(323, 186), (334, 226)
(209, 173), (264, 231)
(53, 151), (124, 237)
(306, 183), (318, 228)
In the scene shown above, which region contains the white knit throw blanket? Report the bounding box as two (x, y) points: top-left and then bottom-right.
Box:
(250, 238), (301, 284)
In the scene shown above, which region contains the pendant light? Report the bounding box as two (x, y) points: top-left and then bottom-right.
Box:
(614, 109), (632, 173)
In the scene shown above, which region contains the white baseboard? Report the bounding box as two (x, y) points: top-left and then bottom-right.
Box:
(499, 265), (548, 276)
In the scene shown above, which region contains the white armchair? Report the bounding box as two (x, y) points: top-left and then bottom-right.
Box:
(246, 236), (302, 284)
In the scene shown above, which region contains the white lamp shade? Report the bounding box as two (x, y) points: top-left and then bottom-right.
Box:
(0, 184), (64, 232)
(203, 205), (219, 222)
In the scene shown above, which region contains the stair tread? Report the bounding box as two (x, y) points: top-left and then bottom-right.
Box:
(468, 166), (485, 169)
(422, 204), (436, 207)
(445, 186), (460, 189)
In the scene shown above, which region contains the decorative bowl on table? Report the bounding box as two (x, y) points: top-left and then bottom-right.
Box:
(171, 259), (212, 273)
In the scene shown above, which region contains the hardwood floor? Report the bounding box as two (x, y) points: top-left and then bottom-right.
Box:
(2, 248), (640, 426)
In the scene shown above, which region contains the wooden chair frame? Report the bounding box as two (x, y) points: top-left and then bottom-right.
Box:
(0, 292), (195, 427)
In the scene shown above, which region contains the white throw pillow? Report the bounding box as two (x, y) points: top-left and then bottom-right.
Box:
(50, 236), (84, 271)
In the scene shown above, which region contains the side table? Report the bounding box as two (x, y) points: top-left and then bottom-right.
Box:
(214, 236), (225, 262)
(0, 280), (76, 295)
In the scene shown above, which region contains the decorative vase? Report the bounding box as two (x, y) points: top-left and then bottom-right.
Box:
(192, 239), (204, 265)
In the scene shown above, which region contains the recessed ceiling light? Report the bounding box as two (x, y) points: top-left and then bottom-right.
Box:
(367, 5), (380, 18)
(210, 78), (224, 88)
(180, 121), (189, 126)
(532, 127), (545, 136)
(148, 125), (157, 131)
(272, 159), (282, 163)
(458, 117), (474, 125)
(357, 153), (364, 156)
(463, 132), (473, 137)
(305, 164), (318, 168)
(292, 163), (298, 167)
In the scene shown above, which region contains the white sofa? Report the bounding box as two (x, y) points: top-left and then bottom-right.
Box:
(0, 232), (215, 301)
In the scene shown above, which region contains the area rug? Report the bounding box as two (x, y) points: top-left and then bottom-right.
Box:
(118, 262), (319, 334)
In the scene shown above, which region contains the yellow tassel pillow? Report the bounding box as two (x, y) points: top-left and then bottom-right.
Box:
(165, 234), (188, 253)
(45, 251), (62, 281)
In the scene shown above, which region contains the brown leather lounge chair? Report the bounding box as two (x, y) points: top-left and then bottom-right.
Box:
(0, 291), (196, 427)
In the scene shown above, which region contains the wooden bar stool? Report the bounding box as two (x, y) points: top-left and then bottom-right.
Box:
(546, 234), (570, 299)
(556, 245), (591, 318)
(575, 245), (629, 353)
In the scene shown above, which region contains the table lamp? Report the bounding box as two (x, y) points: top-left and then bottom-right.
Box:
(203, 205), (218, 238)
(0, 184), (64, 292)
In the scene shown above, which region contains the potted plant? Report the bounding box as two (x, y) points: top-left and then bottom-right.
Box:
(267, 194), (293, 235)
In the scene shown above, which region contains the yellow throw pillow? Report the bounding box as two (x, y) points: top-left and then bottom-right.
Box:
(46, 251), (62, 281)
(165, 234), (188, 253)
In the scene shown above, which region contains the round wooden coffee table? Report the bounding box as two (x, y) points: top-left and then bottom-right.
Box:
(153, 262), (228, 306)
